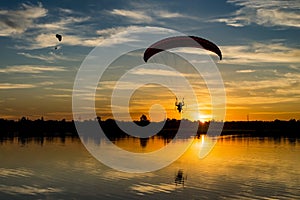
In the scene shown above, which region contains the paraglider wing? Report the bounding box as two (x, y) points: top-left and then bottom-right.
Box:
(143, 36), (222, 62)
(56, 34), (62, 42)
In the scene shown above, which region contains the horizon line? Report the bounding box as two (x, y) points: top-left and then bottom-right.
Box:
(1, 116), (299, 123)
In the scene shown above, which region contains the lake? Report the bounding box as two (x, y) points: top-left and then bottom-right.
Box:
(1, 135), (299, 199)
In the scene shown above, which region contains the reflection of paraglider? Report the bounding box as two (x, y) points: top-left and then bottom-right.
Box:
(175, 98), (184, 113)
(55, 34), (62, 49)
(175, 169), (187, 186)
(143, 36), (222, 62)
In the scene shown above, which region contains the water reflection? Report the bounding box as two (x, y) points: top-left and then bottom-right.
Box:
(0, 168), (33, 178)
(0, 136), (79, 146)
(130, 182), (177, 195)
(174, 169), (186, 187)
(0, 136), (299, 199)
(0, 185), (63, 196)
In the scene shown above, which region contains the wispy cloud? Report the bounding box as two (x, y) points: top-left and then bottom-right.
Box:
(96, 26), (137, 37)
(58, 8), (74, 14)
(221, 42), (300, 64)
(0, 2), (100, 49)
(0, 81), (54, 90)
(18, 52), (80, 62)
(47, 94), (71, 98)
(0, 83), (35, 89)
(0, 2), (47, 36)
(95, 26), (153, 47)
(18, 52), (52, 61)
(225, 70), (300, 105)
(226, 79), (290, 91)
(18, 32), (103, 49)
(153, 10), (186, 19)
(109, 8), (193, 24)
(0, 65), (67, 73)
(236, 69), (256, 73)
(109, 9), (153, 23)
(97, 80), (162, 91)
(130, 67), (198, 77)
(35, 16), (90, 31)
(213, 0), (300, 28)
(3, 3), (191, 50)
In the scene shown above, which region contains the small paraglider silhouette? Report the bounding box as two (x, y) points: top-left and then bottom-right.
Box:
(56, 34), (62, 42)
(175, 97), (185, 113)
(55, 34), (62, 49)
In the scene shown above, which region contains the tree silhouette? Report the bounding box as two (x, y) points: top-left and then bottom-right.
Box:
(140, 114), (148, 122)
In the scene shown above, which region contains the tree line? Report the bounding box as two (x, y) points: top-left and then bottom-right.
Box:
(0, 117), (299, 138)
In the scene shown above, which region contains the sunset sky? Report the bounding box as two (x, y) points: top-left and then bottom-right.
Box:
(0, 0), (299, 121)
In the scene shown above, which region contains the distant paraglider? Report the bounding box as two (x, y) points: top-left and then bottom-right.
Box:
(56, 34), (62, 42)
(143, 36), (222, 62)
(55, 34), (62, 49)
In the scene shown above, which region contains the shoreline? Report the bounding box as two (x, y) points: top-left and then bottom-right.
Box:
(0, 118), (299, 138)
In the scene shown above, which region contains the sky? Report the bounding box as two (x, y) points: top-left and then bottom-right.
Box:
(0, 0), (299, 121)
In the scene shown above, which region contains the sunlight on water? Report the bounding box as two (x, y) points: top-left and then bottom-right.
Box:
(0, 136), (299, 199)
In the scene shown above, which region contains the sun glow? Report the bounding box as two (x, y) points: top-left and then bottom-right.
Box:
(189, 112), (211, 122)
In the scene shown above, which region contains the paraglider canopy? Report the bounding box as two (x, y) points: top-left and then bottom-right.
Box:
(56, 34), (62, 42)
(143, 36), (222, 62)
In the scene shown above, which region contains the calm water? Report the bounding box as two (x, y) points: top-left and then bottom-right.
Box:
(0, 135), (299, 199)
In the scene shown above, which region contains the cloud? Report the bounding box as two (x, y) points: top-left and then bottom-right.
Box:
(0, 81), (54, 90)
(226, 79), (290, 91)
(35, 16), (90, 31)
(213, 0), (300, 28)
(97, 80), (162, 91)
(96, 26), (137, 37)
(225, 70), (300, 106)
(109, 9), (153, 23)
(130, 67), (198, 78)
(18, 52), (80, 62)
(94, 26), (154, 47)
(58, 8), (74, 14)
(17, 20), (129, 49)
(236, 69), (256, 73)
(18, 52), (52, 61)
(0, 3), (47, 36)
(38, 81), (55, 86)
(4, 4), (190, 50)
(0, 65), (67, 73)
(227, 95), (298, 106)
(0, 83), (35, 89)
(0, 2), (97, 49)
(109, 8), (192, 24)
(17, 32), (103, 49)
(153, 10), (186, 18)
(47, 94), (71, 98)
(221, 42), (300, 64)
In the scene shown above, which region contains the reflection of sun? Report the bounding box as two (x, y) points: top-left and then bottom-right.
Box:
(201, 134), (205, 145)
